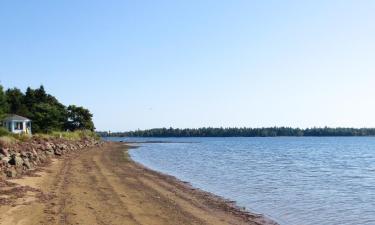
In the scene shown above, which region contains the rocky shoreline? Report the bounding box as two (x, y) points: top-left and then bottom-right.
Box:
(0, 136), (101, 179)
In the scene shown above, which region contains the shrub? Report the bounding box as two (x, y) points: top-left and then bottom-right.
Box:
(0, 127), (9, 137)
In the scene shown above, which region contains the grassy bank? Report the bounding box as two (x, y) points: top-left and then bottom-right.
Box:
(0, 129), (99, 146)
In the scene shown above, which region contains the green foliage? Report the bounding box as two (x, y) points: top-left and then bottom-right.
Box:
(5, 88), (29, 115)
(0, 127), (10, 137)
(65, 105), (95, 131)
(0, 84), (95, 134)
(32, 103), (66, 133)
(21, 85), (68, 133)
(0, 85), (8, 116)
(103, 127), (375, 137)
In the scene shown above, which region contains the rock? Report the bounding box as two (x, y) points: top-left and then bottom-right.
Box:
(45, 149), (54, 156)
(23, 158), (32, 169)
(6, 168), (17, 178)
(38, 154), (46, 163)
(0, 137), (100, 179)
(20, 151), (28, 158)
(8, 154), (24, 167)
(31, 148), (37, 155)
(54, 149), (62, 156)
(1, 156), (10, 163)
(0, 148), (9, 156)
(45, 142), (54, 151)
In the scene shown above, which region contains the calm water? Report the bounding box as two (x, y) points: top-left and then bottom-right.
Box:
(106, 137), (375, 225)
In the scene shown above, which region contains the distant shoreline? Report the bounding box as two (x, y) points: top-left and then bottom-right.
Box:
(98, 127), (375, 138)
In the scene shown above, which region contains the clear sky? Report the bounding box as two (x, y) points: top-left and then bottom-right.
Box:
(1, 1), (375, 131)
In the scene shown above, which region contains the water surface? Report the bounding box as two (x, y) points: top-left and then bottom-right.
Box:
(106, 137), (375, 225)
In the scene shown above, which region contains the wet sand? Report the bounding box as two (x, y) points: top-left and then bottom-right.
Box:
(0, 142), (277, 225)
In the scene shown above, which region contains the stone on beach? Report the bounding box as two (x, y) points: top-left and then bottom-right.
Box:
(0, 137), (102, 178)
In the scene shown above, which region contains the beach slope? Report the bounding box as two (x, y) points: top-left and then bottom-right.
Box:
(0, 142), (276, 225)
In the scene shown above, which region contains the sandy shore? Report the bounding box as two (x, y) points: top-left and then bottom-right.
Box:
(0, 142), (277, 225)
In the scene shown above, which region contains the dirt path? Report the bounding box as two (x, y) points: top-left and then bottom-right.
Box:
(0, 143), (276, 225)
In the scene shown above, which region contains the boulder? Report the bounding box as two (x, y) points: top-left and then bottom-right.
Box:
(0, 137), (101, 179)
(0, 148), (9, 156)
(6, 167), (17, 178)
(37, 154), (47, 163)
(20, 151), (28, 158)
(54, 149), (62, 156)
(1, 156), (10, 163)
(23, 158), (32, 169)
(31, 148), (38, 155)
(8, 154), (24, 167)
(44, 142), (54, 151)
(45, 148), (54, 156)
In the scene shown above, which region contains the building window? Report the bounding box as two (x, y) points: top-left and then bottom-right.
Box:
(14, 122), (23, 130)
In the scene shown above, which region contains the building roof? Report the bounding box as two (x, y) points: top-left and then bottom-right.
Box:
(3, 114), (31, 121)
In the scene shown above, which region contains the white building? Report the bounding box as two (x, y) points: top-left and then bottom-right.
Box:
(2, 114), (32, 135)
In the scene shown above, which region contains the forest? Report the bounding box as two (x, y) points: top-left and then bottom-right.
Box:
(101, 127), (375, 137)
(0, 84), (94, 133)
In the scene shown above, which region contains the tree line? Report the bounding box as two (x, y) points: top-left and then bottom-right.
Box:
(0, 84), (95, 133)
(100, 127), (375, 137)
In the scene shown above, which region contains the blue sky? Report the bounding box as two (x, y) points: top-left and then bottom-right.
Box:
(1, 1), (375, 131)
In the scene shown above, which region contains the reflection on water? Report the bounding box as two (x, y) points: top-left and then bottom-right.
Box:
(106, 137), (375, 225)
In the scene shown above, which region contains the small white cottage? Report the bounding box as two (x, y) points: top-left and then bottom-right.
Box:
(2, 114), (32, 135)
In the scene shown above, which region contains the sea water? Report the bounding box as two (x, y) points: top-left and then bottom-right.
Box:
(106, 137), (375, 225)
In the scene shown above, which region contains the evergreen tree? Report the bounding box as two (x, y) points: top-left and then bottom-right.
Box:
(109, 127), (375, 137)
(0, 85), (95, 133)
(0, 85), (8, 118)
(5, 88), (29, 115)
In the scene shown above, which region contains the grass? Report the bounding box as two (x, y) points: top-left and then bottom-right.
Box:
(44, 130), (100, 141)
(0, 127), (31, 142)
(11, 133), (32, 142)
(0, 129), (99, 143)
(0, 136), (18, 147)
